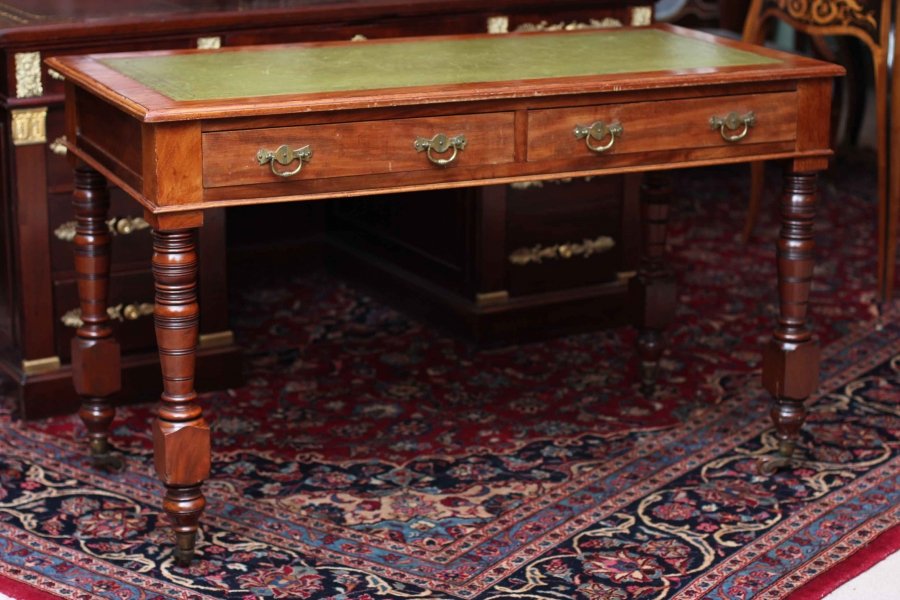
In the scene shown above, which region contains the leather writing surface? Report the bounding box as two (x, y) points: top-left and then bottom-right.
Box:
(99, 29), (781, 102)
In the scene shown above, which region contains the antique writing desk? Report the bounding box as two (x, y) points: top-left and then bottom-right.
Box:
(47, 25), (843, 564)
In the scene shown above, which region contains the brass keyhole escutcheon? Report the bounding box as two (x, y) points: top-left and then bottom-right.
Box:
(573, 121), (623, 153)
(414, 133), (467, 166)
(257, 144), (313, 177)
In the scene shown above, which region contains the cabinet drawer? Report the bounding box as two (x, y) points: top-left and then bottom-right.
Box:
(54, 271), (157, 361)
(506, 176), (626, 296)
(527, 92), (798, 163)
(48, 191), (153, 273)
(202, 112), (516, 188)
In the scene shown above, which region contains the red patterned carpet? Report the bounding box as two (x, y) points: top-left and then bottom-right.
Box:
(0, 158), (898, 599)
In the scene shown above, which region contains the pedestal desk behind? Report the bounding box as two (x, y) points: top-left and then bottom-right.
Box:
(0, 0), (650, 418)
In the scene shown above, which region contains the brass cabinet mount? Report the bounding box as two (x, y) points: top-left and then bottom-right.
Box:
(11, 107), (47, 146)
(14, 51), (42, 98)
(22, 356), (61, 376)
(414, 133), (467, 166)
(196, 36), (221, 49)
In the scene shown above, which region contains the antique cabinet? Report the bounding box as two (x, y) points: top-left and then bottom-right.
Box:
(328, 176), (642, 342)
(0, 0), (652, 418)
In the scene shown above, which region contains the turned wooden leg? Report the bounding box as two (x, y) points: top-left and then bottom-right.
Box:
(759, 171), (821, 474)
(71, 167), (122, 469)
(151, 229), (210, 566)
(629, 172), (676, 395)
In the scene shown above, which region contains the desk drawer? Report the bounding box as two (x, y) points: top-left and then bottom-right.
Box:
(203, 112), (516, 188)
(527, 92), (798, 163)
(48, 191), (152, 273)
(54, 271), (157, 361)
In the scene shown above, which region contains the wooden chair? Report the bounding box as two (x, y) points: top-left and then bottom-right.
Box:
(654, 0), (720, 25)
(742, 0), (896, 301)
(654, 0), (752, 32)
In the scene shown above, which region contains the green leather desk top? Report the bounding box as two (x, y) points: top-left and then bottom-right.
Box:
(99, 28), (781, 102)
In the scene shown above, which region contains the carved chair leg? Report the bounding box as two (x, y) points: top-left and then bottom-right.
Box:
(151, 229), (210, 566)
(629, 172), (676, 395)
(759, 171), (820, 474)
(71, 167), (122, 470)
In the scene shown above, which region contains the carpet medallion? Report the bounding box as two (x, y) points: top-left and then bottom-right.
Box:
(0, 161), (897, 599)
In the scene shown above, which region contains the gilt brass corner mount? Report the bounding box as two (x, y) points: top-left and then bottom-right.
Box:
(11, 107), (47, 146)
(15, 52), (42, 98)
(22, 356), (61, 376)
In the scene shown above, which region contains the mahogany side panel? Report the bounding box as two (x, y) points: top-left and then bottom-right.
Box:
(12, 142), (55, 359)
(142, 122), (203, 207)
(75, 88), (144, 190)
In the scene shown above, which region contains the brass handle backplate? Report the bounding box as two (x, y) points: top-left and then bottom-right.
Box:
(710, 111), (756, 142)
(573, 121), (623, 153)
(257, 144), (312, 177)
(414, 133), (467, 166)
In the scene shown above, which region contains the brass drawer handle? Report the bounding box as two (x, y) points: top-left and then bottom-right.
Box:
(710, 111), (756, 142)
(49, 135), (67, 156)
(61, 302), (154, 329)
(573, 121), (622, 153)
(257, 144), (312, 177)
(113, 216), (149, 235)
(509, 235), (616, 266)
(54, 216), (149, 242)
(414, 133), (467, 166)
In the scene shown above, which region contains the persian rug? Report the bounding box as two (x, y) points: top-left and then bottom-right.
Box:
(0, 158), (897, 599)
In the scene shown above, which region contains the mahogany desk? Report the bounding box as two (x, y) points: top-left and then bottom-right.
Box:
(47, 25), (843, 564)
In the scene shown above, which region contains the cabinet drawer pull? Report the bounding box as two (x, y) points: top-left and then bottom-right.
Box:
(257, 144), (312, 177)
(61, 302), (154, 328)
(414, 133), (467, 166)
(710, 111), (756, 142)
(49, 135), (68, 156)
(113, 216), (149, 235)
(573, 121), (622, 153)
(54, 216), (149, 242)
(509, 235), (616, 266)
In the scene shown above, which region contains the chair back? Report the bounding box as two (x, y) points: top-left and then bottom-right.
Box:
(742, 0), (891, 53)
